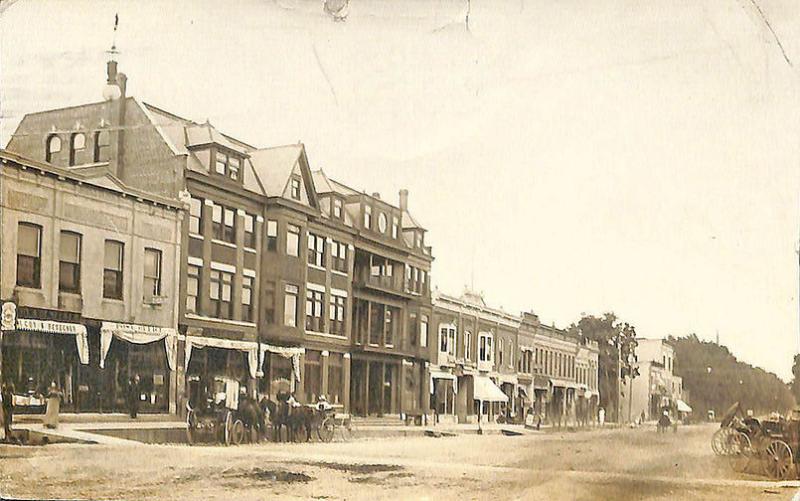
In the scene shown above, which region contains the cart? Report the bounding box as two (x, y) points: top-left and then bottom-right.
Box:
(185, 376), (247, 446)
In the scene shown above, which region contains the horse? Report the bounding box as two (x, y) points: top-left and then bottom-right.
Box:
(657, 412), (671, 433)
(263, 394), (317, 442)
(237, 396), (266, 443)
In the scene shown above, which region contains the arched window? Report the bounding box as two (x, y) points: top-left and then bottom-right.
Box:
(93, 130), (110, 162)
(45, 134), (61, 162)
(69, 132), (86, 166)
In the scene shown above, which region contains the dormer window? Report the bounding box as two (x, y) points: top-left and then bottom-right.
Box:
(45, 134), (61, 162)
(94, 130), (110, 162)
(415, 231), (423, 248)
(69, 133), (86, 166)
(332, 197), (343, 220)
(290, 177), (301, 200)
(215, 151), (241, 181)
(391, 216), (399, 239)
(378, 212), (387, 233)
(364, 205), (372, 229)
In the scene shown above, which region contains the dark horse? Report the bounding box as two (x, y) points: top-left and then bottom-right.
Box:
(263, 393), (316, 442)
(237, 395), (267, 442)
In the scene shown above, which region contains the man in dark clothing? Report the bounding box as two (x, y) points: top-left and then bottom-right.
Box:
(128, 375), (140, 419)
(2, 382), (16, 439)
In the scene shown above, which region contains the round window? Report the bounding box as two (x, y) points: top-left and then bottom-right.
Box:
(378, 212), (388, 233)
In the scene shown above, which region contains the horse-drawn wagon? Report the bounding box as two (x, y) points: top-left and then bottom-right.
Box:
(185, 376), (261, 446)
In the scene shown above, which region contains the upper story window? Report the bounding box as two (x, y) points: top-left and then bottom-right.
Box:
(286, 224), (300, 257)
(186, 263), (201, 314)
(290, 177), (302, 200)
(143, 248), (163, 299)
(330, 240), (347, 273)
(478, 333), (493, 363)
(17, 223), (42, 288)
(45, 135), (61, 163)
(215, 151), (241, 181)
(242, 275), (254, 322)
(439, 324), (457, 357)
(498, 339), (504, 367)
(391, 216), (399, 239)
(378, 212), (387, 233)
(408, 313), (418, 347)
(209, 270), (233, 319)
(464, 331), (472, 360)
(363, 205), (372, 229)
(189, 197), (203, 235)
(69, 133), (85, 166)
(305, 289), (324, 332)
(94, 130), (110, 162)
(415, 231), (423, 248)
(58, 231), (82, 294)
(243, 213), (256, 249)
(212, 203), (236, 243)
(307, 233), (326, 268)
(332, 197), (343, 219)
(266, 220), (278, 252)
(329, 294), (346, 336)
(103, 240), (124, 300)
(420, 315), (429, 348)
(284, 284), (299, 327)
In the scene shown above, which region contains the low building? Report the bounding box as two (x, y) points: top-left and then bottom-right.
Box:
(0, 150), (183, 413)
(621, 338), (684, 422)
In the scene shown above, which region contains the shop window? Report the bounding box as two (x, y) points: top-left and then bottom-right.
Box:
(266, 220), (278, 252)
(286, 224), (300, 257)
(94, 130), (110, 162)
(103, 240), (124, 300)
(186, 264), (201, 313)
(17, 223), (42, 288)
(243, 213), (256, 249)
(331, 240), (347, 273)
(327, 353), (343, 405)
(69, 132), (85, 166)
(329, 294), (345, 336)
(304, 351), (322, 403)
(45, 134), (61, 162)
(305, 289), (324, 332)
(143, 248), (162, 298)
(58, 231), (81, 294)
(242, 275), (254, 322)
(307, 233), (325, 267)
(189, 196), (203, 235)
(209, 270), (233, 319)
(284, 284), (299, 327)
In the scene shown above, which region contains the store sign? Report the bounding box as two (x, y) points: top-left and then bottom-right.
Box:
(1, 302), (16, 331)
(16, 318), (86, 336)
(101, 322), (176, 337)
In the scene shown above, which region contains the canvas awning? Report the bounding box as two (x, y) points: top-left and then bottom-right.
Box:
(473, 375), (508, 403)
(676, 399), (692, 413)
(532, 375), (550, 390)
(549, 378), (579, 389)
(430, 369), (457, 395)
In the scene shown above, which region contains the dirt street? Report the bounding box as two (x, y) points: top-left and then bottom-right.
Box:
(0, 423), (796, 500)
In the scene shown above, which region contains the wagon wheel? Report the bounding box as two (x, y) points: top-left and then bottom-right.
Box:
(763, 440), (794, 480)
(231, 419), (245, 446)
(711, 428), (728, 456)
(224, 411), (234, 446)
(722, 428), (740, 456)
(317, 416), (335, 443)
(185, 409), (196, 446)
(728, 432), (752, 473)
(340, 416), (353, 441)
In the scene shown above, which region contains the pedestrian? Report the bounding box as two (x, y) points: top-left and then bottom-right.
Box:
(2, 382), (16, 440)
(640, 410), (646, 426)
(598, 407), (605, 427)
(43, 382), (63, 429)
(128, 375), (140, 419)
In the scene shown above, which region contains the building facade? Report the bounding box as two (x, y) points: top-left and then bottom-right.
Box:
(0, 150), (182, 413)
(621, 338), (684, 422)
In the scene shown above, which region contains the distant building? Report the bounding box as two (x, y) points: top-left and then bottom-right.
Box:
(621, 338), (685, 422)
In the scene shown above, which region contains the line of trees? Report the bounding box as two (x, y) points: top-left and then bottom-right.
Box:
(669, 334), (794, 418)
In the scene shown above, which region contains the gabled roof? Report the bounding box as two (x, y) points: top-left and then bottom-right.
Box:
(185, 122), (249, 155)
(248, 144), (305, 197)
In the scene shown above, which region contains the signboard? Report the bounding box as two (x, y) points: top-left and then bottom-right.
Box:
(101, 321), (176, 337)
(1, 302), (16, 331)
(16, 318), (86, 335)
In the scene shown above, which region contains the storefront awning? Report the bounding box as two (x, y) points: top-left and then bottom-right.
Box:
(185, 335), (260, 379)
(13, 318), (89, 365)
(533, 375), (550, 390)
(100, 322), (178, 370)
(473, 375), (508, 403)
(549, 378), (579, 389)
(676, 399), (692, 413)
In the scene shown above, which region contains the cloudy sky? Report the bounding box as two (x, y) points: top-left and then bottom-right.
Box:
(2, 0), (798, 379)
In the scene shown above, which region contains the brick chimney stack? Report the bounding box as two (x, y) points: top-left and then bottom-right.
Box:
(399, 189), (409, 211)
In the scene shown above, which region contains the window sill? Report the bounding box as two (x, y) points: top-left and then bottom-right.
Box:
(211, 239), (237, 249)
(14, 284), (42, 291)
(184, 314), (256, 328)
(244, 247), (257, 254)
(307, 264), (326, 272)
(331, 269), (349, 277)
(59, 290), (82, 296)
(306, 330), (348, 340)
(102, 297), (125, 303)
(189, 233), (204, 240)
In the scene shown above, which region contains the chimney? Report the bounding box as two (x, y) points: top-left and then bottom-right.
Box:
(106, 60), (118, 84)
(399, 189), (409, 211)
(117, 72), (127, 98)
(372, 192), (381, 199)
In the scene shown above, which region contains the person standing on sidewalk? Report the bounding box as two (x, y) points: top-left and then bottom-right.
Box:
(127, 375), (140, 419)
(2, 382), (16, 439)
(43, 382), (63, 429)
(598, 407), (605, 427)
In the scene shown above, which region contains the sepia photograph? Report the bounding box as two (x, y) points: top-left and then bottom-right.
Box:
(0, 0), (798, 499)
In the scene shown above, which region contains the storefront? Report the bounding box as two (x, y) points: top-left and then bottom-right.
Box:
(99, 322), (177, 414)
(185, 336), (258, 407)
(472, 374), (507, 423)
(0, 312), (91, 413)
(350, 356), (399, 417)
(258, 343), (304, 399)
(430, 368), (457, 419)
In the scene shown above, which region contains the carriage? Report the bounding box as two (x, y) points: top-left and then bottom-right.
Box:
(185, 376), (252, 446)
(714, 402), (800, 480)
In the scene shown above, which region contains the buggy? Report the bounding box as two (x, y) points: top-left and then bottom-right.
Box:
(185, 376), (251, 446)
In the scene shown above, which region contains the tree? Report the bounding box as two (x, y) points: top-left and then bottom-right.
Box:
(568, 313), (639, 423)
(790, 354), (800, 404)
